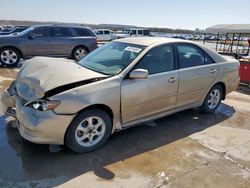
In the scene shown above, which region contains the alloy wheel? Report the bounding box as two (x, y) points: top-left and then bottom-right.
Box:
(75, 116), (106, 147)
(207, 89), (221, 109)
(0, 50), (18, 65)
(74, 48), (87, 60)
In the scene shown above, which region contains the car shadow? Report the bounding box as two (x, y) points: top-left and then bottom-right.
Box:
(0, 103), (235, 186)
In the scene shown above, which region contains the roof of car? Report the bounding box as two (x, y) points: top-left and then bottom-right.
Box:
(115, 37), (190, 46)
(116, 37), (227, 63)
(32, 24), (90, 29)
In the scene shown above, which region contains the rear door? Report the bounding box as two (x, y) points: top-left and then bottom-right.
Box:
(103, 30), (111, 40)
(138, 30), (143, 37)
(24, 27), (52, 57)
(50, 27), (74, 56)
(121, 44), (179, 124)
(175, 43), (219, 108)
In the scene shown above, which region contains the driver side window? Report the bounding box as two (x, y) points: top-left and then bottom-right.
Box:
(31, 27), (48, 37)
(134, 44), (175, 75)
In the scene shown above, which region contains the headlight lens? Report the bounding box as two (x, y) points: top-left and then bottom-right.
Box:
(30, 100), (60, 111)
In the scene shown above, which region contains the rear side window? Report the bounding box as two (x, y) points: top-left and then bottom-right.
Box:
(104, 30), (110, 34)
(74, 28), (92, 36)
(177, 44), (214, 68)
(138, 30), (143, 35)
(131, 30), (136, 35)
(52, 27), (72, 37)
(135, 44), (175, 75)
(205, 53), (215, 64)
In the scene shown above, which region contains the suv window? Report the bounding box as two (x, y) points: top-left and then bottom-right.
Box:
(177, 44), (213, 68)
(131, 30), (136, 35)
(138, 30), (143, 35)
(135, 45), (175, 75)
(104, 30), (110, 34)
(74, 28), (91, 36)
(32, 27), (49, 37)
(143, 30), (150, 36)
(96, 30), (103, 35)
(52, 27), (72, 37)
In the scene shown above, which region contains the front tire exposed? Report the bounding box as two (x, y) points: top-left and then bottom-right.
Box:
(65, 109), (112, 153)
(0, 47), (21, 67)
(201, 85), (223, 114)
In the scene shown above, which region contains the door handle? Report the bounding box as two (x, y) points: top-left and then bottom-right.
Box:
(210, 69), (217, 73)
(168, 77), (177, 83)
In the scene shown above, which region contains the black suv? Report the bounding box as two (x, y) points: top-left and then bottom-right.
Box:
(0, 25), (98, 67)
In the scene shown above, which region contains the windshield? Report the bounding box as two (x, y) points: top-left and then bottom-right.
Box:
(17, 27), (33, 36)
(78, 42), (145, 75)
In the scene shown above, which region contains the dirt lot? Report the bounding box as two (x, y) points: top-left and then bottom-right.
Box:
(0, 67), (250, 188)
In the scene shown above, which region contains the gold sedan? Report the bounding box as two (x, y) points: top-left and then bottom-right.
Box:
(1, 37), (240, 153)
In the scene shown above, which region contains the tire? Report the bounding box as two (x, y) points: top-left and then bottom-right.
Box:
(201, 85), (223, 114)
(65, 109), (112, 153)
(72, 47), (88, 61)
(0, 47), (21, 67)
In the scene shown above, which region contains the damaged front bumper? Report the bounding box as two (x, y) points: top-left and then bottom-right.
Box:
(1, 82), (17, 117)
(1, 83), (75, 145)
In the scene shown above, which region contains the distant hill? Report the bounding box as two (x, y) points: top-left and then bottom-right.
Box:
(0, 20), (194, 34)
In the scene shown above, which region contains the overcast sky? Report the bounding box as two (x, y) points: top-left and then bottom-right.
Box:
(1, 0), (250, 30)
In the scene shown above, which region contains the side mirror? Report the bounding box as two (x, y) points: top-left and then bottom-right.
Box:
(129, 69), (148, 79)
(28, 33), (35, 40)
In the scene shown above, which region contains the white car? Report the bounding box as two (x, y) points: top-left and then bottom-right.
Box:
(115, 28), (150, 39)
(95, 29), (116, 41)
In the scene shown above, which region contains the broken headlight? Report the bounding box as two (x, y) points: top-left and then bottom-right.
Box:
(29, 100), (61, 111)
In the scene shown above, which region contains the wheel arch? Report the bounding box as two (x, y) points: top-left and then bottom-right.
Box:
(77, 104), (114, 121)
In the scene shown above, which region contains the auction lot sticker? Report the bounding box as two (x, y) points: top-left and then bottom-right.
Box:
(124, 46), (142, 53)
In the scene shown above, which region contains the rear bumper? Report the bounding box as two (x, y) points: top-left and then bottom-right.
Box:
(1, 88), (75, 145)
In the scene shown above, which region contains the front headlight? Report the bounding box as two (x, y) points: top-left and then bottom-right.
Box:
(29, 100), (61, 111)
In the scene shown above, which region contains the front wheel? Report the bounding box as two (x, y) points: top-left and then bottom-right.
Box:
(201, 85), (222, 114)
(0, 48), (21, 67)
(65, 109), (112, 153)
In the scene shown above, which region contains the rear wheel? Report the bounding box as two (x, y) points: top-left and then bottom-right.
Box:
(201, 85), (222, 114)
(72, 47), (88, 61)
(65, 109), (112, 153)
(0, 48), (21, 67)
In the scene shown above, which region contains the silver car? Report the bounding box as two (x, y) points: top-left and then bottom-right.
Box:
(1, 37), (240, 153)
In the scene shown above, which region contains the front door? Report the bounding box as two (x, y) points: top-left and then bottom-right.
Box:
(24, 27), (52, 57)
(121, 44), (179, 124)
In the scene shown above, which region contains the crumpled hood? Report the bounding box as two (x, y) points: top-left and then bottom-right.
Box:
(15, 57), (106, 101)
